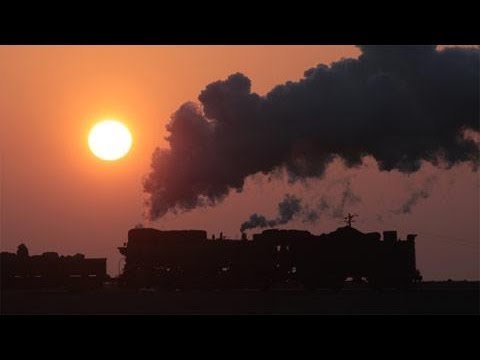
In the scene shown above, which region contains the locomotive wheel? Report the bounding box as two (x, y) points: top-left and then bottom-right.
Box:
(301, 279), (318, 292)
(394, 279), (414, 292)
(260, 279), (272, 291)
(329, 279), (345, 292)
(367, 277), (385, 291)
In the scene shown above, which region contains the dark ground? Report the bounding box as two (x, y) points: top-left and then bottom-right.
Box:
(1, 281), (478, 315)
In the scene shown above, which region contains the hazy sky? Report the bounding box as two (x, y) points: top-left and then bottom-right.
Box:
(0, 45), (478, 279)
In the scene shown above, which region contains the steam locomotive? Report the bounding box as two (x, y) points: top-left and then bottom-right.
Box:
(118, 224), (422, 290)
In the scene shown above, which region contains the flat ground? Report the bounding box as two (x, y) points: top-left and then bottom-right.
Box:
(1, 282), (478, 315)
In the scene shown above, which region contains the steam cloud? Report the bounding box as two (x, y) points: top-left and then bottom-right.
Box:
(144, 45), (479, 220)
(240, 180), (362, 232)
(240, 194), (302, 232)
(395, 176), (437, 214)
(327, 179), (362, 219)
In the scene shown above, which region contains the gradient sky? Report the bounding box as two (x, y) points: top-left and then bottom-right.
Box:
(0, 45), (478, 279)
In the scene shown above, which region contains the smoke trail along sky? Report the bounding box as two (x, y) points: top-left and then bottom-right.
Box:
(144, 45), (479, 220)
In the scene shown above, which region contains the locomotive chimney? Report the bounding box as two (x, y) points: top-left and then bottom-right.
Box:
(383, 231), (397, 243)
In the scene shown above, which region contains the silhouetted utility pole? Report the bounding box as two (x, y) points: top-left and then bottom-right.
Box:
(344, 213), (358, 227)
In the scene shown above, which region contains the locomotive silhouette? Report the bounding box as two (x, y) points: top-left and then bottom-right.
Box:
(118, 216), (422, 290)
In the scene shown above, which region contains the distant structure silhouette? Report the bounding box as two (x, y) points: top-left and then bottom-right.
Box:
(118, 223), (422, 291)
(344, 213), (358, 227)
(1, 244), (107, 290)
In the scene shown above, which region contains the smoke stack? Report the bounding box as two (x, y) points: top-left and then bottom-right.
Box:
(383, 231), (398, 243)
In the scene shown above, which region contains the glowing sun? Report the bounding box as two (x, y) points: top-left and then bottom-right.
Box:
(88, 120), (132, 161)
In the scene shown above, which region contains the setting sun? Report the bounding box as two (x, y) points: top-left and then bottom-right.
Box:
(88, 120), (132, 161)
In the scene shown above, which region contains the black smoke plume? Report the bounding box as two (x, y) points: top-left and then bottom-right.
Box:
(240, 194), (302, 232)
(240, 181), (362, 231)
(302, 179), (362, 222)
(329, 179), (362, 218)
(144, 46), (479, 220)
(395, 176), (437, 214)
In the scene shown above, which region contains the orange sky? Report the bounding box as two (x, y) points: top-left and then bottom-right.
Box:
(0, 45), (477, 279)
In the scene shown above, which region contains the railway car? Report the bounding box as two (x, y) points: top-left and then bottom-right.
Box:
(1, 245), (107, 290)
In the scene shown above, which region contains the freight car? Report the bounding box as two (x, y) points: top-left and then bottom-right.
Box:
(1, 245), (107, 290)
(118, 224), (422, 291)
